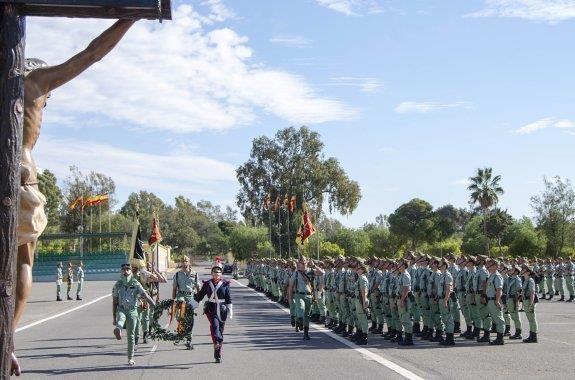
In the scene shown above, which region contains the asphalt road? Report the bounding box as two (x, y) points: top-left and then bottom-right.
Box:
(14, 267), (575, 380)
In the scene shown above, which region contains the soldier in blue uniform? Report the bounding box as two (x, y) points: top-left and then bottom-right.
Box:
(194, 265), (233, 363)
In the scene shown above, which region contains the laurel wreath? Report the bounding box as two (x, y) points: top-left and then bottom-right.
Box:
(149, 299), (194, 342)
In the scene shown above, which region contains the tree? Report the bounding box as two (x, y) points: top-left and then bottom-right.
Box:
(468, 167), (504, 254)
(60, 166), (116, 235)
(318, 241), (345, 257)
(120, 190), (167, 238)
(434, 205), (460, 241)
(229, 226), (269, 260)
(461, 216), (489, 256)
(388, 198), (437, 250)
(531, 176), (575, 257)
(331, 228), (371, 257)
(236, 126), (361, 256)
(504, 218), (546, 258)
(484, 208), (514, 254)
(37, 169), (62, 230)
(365, 226), (394, 257)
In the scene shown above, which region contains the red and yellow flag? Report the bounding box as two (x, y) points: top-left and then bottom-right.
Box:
(69, 196), (83, 210)
(85, 194), (109, 207)
(148, 216), (162, 245)
(288, 196), (297, 213)
(296, 210), (316, 245)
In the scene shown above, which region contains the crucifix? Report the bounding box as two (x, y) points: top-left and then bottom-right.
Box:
(0, 1), (171, 377)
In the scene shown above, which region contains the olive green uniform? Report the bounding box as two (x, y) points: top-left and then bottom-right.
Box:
(113, 277), (147, 361)
(486, 271), (505, 334)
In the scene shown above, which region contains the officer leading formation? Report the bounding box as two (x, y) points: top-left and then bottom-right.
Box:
(246, 253), (574, 346)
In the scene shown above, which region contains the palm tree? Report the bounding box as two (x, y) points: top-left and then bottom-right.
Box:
(467, 167), (504, 255)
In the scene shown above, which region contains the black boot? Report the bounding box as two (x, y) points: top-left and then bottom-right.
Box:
(567, 295), (574, 302)
(375, 324), (383, 334)
(342, 325), (350, 337)
(143, 332), (148, 344)
(432, 330), (443, 343)
(461, 325), (472, 338)
(337, 322), (346, 334)
(417, 325), (427, 338)
(291, 315), (295, 327)
(558, 296), (565, 301)
(399, 332), (414, 346)
(454, 321), (461, 333)
(413, 323), (421, 336)
(214, 344), (222, 363)
(440, 333), (455, 346)
(490, 323), (496, 333)
(383, 328), (395, 340)
(477, 329), (490, 343)
(57, 296), (62, 301)
(523, 331), (538, 343)
(392, 331), (403, 343)
(76, 295), (82, 301)
(369, 321), (376, 332)
(303, 327), (310, 340)
(510, 328), (522, 340)
(424, 328), (435, 341)
(504, 325), (511, 336)
(547, 294), (554, 300)
(472, 326), (481, 339)
(350, 328), (360, 342)
(185, 337), (194, 350)
(357, 332), (368, 345)
(319, 316), (326, 324)
(489, 332), (504, 345)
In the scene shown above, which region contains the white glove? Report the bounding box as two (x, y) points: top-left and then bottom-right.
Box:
(228, 304), (233, 320)
(188, 299), (199, 310)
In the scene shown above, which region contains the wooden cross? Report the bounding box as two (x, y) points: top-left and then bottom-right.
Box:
(0, 1), (171, 376)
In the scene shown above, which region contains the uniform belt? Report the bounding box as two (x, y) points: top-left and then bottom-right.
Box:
(487, 297), (496, 300)
(297, 292), (311, 295)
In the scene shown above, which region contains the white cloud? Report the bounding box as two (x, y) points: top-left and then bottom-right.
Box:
(35, 136), (236, 194)
(516, 117), (575, 134)
(26, 4), (356, 134)
(315, 0), (382, 16)
(269, 35), (314, 48)
(468, 0), (575, 23)
(395, 101), (471, 114)
(451, 178), (470, 187)
(328, 77), (381, 93)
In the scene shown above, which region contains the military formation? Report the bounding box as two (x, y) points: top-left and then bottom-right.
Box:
(55, 261), (85, 301)
(246, 254), (575, 347)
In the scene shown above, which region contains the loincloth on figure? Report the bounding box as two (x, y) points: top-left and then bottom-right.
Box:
(17, 163), (47, 246)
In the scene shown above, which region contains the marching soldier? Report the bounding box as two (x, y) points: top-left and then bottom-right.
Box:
(288, 256), (314, 340)
(485, 259), (505, 345)
(521, 265), (539, 343)
(66, 261), (74, 300)
(565, 257), (575, 302)
(112, 263), (156, 366)
(397, 259), (414, 346)
(56, 262), (63, 301)
(139, 262), (167, 344)
(506, 265), (523, 340)
(354, 261), (369, 345)
(172, 255), (200, 349)
(76, 261), (84, 301)
(474, 256), (491, 343)
(438, 259), (455, 346)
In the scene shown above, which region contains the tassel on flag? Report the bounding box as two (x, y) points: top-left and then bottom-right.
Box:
(263, 194), (271, 210)
(289, 196), (297, 213)
(149, 216), (163, 245)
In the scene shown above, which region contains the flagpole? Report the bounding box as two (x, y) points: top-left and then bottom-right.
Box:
(90, 206), (93, 253)
(99, 202), (102, 252)
(108, 204), (112, 252)
(80, 193), (84, 259)
(277, 199), (282, 259)
(316, 207), (320, 260)
(287, 204), (291, 258)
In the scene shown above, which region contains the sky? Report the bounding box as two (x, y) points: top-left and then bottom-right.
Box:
(28, 0), (575, 227)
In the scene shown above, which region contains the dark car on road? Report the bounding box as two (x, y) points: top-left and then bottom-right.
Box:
(223, 263), (233, 274)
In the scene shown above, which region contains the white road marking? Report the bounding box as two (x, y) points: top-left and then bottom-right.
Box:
(232, 279), (425, 380)
(541, 337), (575, 347)
(16, 294), (111, 333)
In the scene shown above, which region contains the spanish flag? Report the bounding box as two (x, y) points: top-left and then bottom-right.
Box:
(69, 196), (83, 210)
